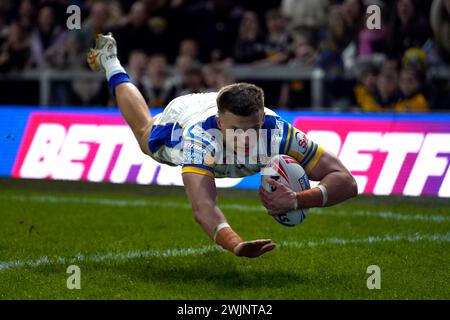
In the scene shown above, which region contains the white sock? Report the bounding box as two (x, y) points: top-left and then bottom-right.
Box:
(101, 55), (126, 81)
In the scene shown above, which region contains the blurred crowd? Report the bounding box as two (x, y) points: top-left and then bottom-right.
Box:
(0, 0), (450, 110)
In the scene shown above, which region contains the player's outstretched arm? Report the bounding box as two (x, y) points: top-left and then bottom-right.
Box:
(260, 151), (358, 215)
(182, 172), (276, 258)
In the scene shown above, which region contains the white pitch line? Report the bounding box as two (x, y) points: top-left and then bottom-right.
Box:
(1, 194), (449, 223)
(0, 246), (219, 271)
(280, 232), (450, 248)
(0, 232), (449, 271)
(313, 208), (450, 223)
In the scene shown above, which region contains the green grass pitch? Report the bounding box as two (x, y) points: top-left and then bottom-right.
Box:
(0, 178), (449, 299)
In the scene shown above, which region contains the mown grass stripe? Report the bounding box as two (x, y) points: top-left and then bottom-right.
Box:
(1, 194), (448, 223)
(1, 232), (449, 271)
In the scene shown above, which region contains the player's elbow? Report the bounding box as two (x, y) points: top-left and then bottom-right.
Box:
(347, 173), (358, 198)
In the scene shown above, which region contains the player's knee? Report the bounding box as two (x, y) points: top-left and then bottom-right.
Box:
(135, 124), (153, 156)
(137, 138), (150, 156)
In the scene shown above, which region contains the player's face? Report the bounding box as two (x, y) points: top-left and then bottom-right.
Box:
(217, 110), (264, 156)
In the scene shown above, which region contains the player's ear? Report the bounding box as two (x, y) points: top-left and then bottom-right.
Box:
(216, 115), (222, 129)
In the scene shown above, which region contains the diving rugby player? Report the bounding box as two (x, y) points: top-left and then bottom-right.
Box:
(87, 33), (357, 258)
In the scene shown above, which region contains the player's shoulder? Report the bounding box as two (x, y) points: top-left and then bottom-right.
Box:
(263, 107), (287, 129)
(174, 91), (218, 134)
(183, 113), (220, 151)
(264, 106), (279, 117)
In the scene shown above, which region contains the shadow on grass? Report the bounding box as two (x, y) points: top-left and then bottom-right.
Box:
(85, 252), (329, 291)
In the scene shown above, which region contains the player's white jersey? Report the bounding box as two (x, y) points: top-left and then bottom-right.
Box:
(148, 92), (323, 178)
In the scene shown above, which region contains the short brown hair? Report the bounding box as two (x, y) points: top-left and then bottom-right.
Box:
(216, 83), (265, 116)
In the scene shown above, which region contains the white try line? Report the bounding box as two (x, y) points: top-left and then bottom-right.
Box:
(0, 232), (449, 271)
(1, 194), (449, 223)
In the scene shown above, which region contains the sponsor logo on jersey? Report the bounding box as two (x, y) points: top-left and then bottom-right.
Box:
(293, 132), (308, 154)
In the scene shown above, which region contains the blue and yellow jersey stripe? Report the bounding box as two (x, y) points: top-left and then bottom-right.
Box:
(182, 164), (215, 178)
(181, 115), (218, 176)
(264, 115), (324, 173)
(149, 111), (324, 177)
(148, 122), (184, 154)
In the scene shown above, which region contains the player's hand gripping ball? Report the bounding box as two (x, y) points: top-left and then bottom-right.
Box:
(260, 155), (310, 226)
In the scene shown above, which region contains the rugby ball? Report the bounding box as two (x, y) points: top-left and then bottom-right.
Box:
(260, 155), (310, 227)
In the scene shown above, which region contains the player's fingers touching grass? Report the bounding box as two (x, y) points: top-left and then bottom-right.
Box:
(233, 239), (277, 258)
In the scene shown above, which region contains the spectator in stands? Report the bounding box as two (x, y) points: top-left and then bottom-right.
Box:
(280, 0), (329, 29)
(233, 11), (266, 63)
(0, 0), (14, 31)
(317, 5), (353, 77)
(353, 64), (380, 111)
(384, 0), (431, 62)
(395, 67), (429, 112)
(17, 0), (36, 32)
(172, 39), (201, 90)
(35, 0), (70, 27)
(202, 63), (234, 91)
(422, 0), (450, 109)
(288, 30), (319, 67)
(0, 21), (30, 72)
(278, 30), (318, 109)
(317, 5), (357, 107)
(74, 0), (114, 62)
(341, 0), (364, 38)
(356, 67), (402, 111)
(28, 5), (68, 69)
(114, 1), (153, 64)
(428, 0), (450, 65)
(187, 0), (243, 62)
(174, 54), (194, 80)
(0, 0), (447, 109)
(127, 50), (148, 92)
(142, 54), (178, 108)
(358, 0), (387, 57)
(178, 39), (200, 62)
(374, 67), (401, 110)
(179, 64), (207, 95)
(143, 7), (172, 60)
(402, 47), (428, 75)
(262, 9), (293, 65)
(340, 0), (365, 71)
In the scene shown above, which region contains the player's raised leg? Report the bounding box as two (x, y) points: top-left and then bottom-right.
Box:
(87, 33), (153, 155)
